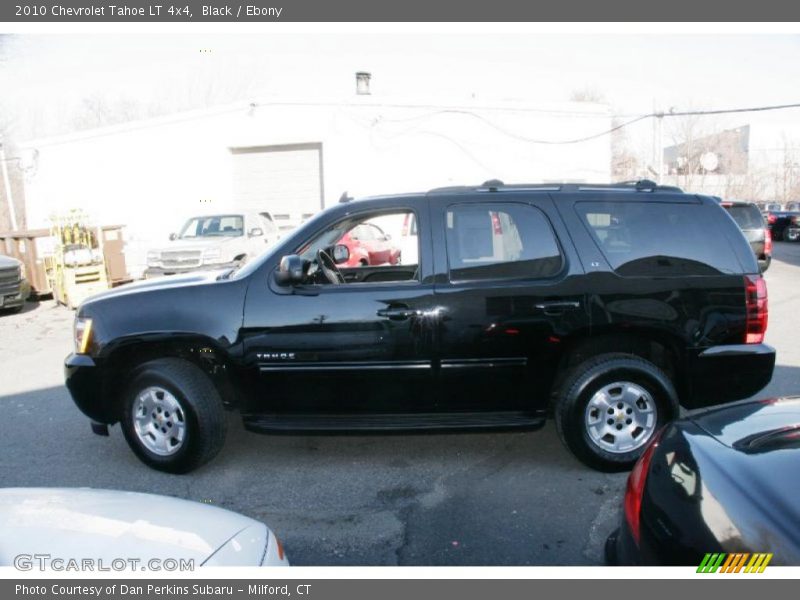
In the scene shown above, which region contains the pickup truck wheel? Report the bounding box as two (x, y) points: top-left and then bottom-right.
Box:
(555, 353), (676, 472)
(120, 358), (226, 474)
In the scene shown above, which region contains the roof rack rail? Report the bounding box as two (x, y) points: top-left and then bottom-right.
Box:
(429, 179), (684, 194)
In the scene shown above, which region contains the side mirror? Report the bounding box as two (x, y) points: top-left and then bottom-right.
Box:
(249, 227), (264, 238)
(383, 233), (392, 241)
(169, 233), (177, 241)
(332, 244), (350, 265)
(275, 255), (307, 286)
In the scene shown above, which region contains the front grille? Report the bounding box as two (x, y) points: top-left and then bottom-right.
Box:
(161, 251), (202, 269)
(0, 266), (20, 286)
(0, 266), (21, 296)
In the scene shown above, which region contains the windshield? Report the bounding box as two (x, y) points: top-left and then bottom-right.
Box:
(179, 215), (244, 238)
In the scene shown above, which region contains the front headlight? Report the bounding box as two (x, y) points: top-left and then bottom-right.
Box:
(74, 317), (93, 354)
(146, 251), (161, 266)
(202, 247), (223, 264)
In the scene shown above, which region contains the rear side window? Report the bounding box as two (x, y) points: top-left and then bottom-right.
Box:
(445, 202), (563, 282)
(725, 204), (764, 230)
(576, 201), (740, 276)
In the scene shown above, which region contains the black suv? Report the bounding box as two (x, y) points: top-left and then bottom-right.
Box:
(65, 180), (775, 473)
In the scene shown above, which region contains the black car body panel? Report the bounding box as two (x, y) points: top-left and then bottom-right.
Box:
(609, 397), (800, 566)
(64, 183), (776, 431)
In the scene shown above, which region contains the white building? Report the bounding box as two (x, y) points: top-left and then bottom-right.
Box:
(20, 80), (611, 277)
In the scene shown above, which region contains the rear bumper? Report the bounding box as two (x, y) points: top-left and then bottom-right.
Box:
(606, 526), (640, 566)
(64, 352), (115, 423)
(686, 343), (775, 408)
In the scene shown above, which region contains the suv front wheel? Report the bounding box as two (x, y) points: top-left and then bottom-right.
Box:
(555, 353), (677, 472)
(120, 358), (227, 473)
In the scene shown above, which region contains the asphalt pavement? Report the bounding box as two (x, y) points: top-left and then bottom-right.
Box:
(1, 242), (799, 565)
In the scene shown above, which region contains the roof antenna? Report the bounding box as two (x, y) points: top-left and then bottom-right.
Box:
(481, 179), (504, 191)
(339, 191), (353, 203)
(635, 179), (658, 191)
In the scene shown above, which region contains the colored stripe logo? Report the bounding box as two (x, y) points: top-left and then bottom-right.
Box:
(697, 552), (773, 573)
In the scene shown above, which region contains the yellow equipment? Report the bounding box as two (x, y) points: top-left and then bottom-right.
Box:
(45, 210), (110, 310)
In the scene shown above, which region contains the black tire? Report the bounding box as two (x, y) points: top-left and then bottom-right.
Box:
(554, 353), (677, 472)
(120, 358), (227, 474)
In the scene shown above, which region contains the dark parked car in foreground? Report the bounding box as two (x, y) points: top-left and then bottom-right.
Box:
(720, 200), (772, 272)
(606, 397), (800, 566)
(65, 180), (775, 473)
(0, 254), (31, 314)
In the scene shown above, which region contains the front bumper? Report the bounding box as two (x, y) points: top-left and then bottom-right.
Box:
(64, 352), (114, 424)
(685, 343), (775, 408)
(144, 261), (238, 278)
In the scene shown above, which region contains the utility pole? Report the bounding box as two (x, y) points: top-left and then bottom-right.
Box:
(0, 136), (19, 231)
(656, 111), (664, 184)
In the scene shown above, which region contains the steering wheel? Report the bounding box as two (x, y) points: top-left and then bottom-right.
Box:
(317, 249), (345, 285)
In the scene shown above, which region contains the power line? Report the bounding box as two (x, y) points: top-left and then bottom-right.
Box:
(468, 102), (800, 145)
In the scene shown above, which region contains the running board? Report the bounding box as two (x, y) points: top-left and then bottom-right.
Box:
(242, 411), (546, 433)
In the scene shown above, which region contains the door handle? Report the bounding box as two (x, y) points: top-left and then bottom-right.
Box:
(377, 307), (418, 320)
(534, 301), (581, 315)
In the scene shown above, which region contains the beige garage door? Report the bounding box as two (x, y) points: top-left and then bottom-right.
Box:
(231, 143), (324, 219)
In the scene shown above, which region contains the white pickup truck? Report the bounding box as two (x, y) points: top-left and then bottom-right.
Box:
(144, 211), (281, 278)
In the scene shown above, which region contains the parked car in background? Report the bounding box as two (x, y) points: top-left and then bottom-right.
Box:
(65, 180), (774, 473)
(0, 487), (289, 566)
(336, 222), (401, 267)
(761, 202), (783, 216)
(720, 200), (772, 272)
(766, 209), (800, 241)
(606, 397), (800, 566)
(785, 201), (800, 212)
(0, 254), (31, 314)
(145, 211), (281, 278)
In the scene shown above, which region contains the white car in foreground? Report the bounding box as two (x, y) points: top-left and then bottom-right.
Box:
(0, 488), (288, 568)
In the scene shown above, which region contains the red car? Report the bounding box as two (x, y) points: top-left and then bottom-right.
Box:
(337, 223), (401, 267)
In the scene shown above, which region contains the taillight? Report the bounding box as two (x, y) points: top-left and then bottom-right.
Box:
(744, 274), (768, 344)
(623, 428), (664, 547)
(767, 214), (777, 224)
(764, 228), (773, 256)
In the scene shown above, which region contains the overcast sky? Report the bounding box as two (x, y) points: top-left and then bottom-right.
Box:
(2, 33), (799, 152)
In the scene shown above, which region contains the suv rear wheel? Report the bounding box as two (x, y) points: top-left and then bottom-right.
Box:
(120, 358), (227, 473)
(555, 353), (677, 471)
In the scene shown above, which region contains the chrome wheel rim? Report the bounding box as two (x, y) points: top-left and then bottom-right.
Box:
(584, 381), (657, 454)
(133, 386), (187, 456)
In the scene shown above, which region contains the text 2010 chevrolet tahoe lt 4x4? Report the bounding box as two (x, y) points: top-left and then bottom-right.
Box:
(65, 180), (775, 473)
